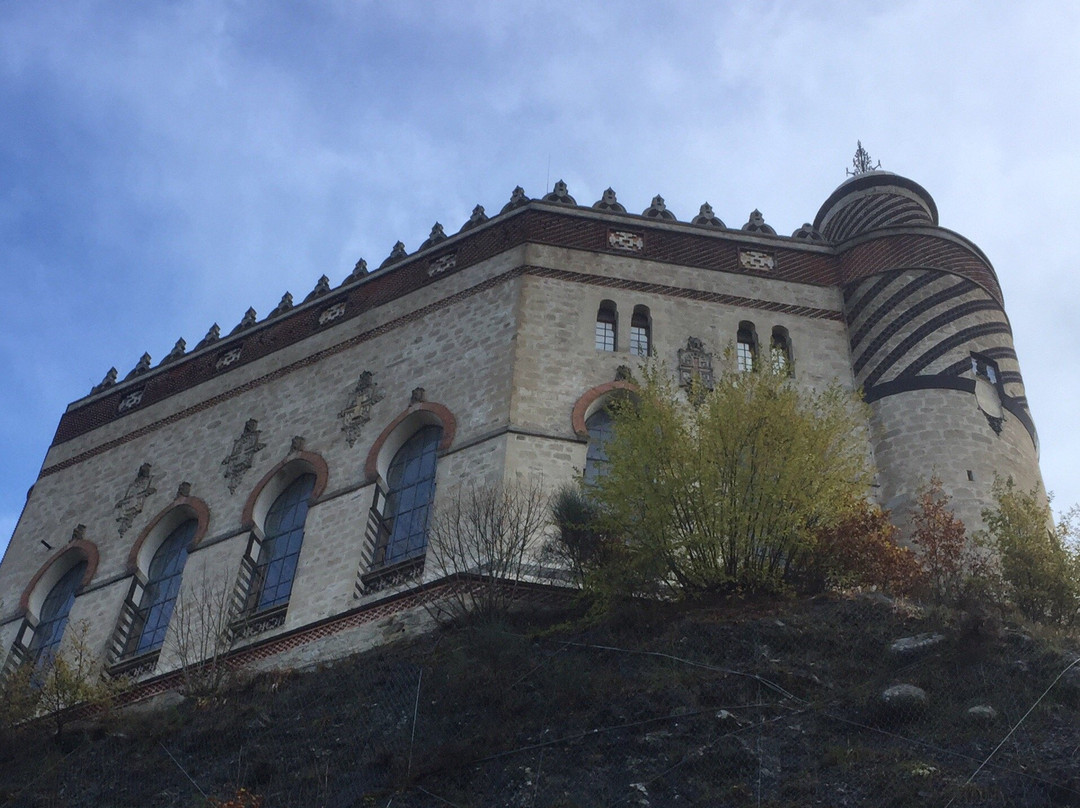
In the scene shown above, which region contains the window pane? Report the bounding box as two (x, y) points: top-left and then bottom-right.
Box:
(29, 560), (87, 669)
(253, 474), (316, 611)
(131, 519), (195, 656)
(378, 425), (442, 567)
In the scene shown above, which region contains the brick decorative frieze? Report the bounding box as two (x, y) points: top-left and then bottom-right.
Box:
(318, 301), (346, 325)
(427, 252), (457, 276)
(117, 388), (145, 414)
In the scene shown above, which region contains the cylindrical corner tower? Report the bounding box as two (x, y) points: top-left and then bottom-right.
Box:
(815, 171), (1043, 532)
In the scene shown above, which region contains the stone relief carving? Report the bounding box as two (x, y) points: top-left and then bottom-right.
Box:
(428, 253), (457, 276)
(115, 463), (157, 536)
(222, 419), (267, 494)
(678, 337), (715, 391)
(739, 249), (776, 272)
(117, 388), (145, 413)
(338, 371), (385, 447)
(608, 230), (644, 252)
(318, 301), (347, 325)
(215, 346), (243, 370)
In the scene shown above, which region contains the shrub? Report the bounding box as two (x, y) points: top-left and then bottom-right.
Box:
(978, 477), (1080, 624)
(587, 362), (872, 597)
(911, 476), (977, 602)
(812, 500), (923, 594)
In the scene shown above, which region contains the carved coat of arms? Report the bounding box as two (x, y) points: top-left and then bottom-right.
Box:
(339, 371), (385, 447)
(678, 337), (715, 391)
(222, 419), (266, 494)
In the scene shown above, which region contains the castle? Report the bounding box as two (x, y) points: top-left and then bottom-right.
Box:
(0, 149), (1045, 682)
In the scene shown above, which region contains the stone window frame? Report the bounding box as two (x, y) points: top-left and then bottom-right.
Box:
(572, 380), (639, 483)
(629, 305), (652, 358)
(770, 325), (793, 375)
(595, 300), (618, 352)
(737, 321), (759, 372)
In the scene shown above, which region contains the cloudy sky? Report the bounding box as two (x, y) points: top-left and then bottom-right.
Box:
(2, 1), (1078, 553)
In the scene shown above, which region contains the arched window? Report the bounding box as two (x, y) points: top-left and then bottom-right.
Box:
(770, 327), (792, 375)
(125, 519), (195, 657)
(737, 321), (757, 372)
(374, 425), (442, 567)
(28, 560), (87, 669)
(249, 473), (316, 612)
(584, 409), (614, 485)
(595, 300), (617, 352)
(630, 305), (651, 357)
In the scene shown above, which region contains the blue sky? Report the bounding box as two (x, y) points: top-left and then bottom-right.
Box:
(3, 1), (1080, 551)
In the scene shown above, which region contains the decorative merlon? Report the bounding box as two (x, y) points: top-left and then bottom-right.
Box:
(741, 209), (776, 235)
(691, 203), (725, 228)
(592, 188), (626, 213)
(419, 222), (447, 251)
(380, 241), (408, 269)
(542, 180), (576, 206)
(459, 204), (488, 232)
(303, 275), (331, 303)
(500, 186), (529, 214)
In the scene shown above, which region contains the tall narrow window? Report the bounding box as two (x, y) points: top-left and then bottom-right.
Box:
(375, 425), (442, 567)
(126, 519), (195, 657)
(595, 300), (617, 351)
(28, 560), (87, 669)
(770, 327), (792, 375)
(584, 409), (615, 485)
(629, 305), (651, 357)
(250, 473), (316, 612)
(737, 322), (757, 372)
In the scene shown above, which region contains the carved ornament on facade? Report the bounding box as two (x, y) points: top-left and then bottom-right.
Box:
(319, 301), (347, 325)
(739, 249), (776, 272)
(459, 204), (489, 232)
(215, 346), (243, 370)
(222, 419), (267, 494)
(117, 388), (145, 413)
(115, 463), (157, 536)
(91, 367), (118, 395)
(303, 275), (332, 303)
(677, 337), (715, 391)
(339, 371), (385, 447)
(592, 188), (626, 213)
(608, 230), (644, 252)
(428, 253), (457, 277)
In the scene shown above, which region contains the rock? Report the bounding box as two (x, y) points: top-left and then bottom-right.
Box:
(967, 705), (997, 722)
(889, 633), (945, 657)
(878, 684), (928, 720)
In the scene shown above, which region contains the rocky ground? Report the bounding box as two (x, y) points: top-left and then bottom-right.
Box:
(2, 593), (1080, 807)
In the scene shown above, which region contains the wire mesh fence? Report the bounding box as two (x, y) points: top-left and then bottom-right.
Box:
(3, 593), (1080, 807)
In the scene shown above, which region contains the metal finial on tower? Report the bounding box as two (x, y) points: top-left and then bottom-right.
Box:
(846, 141), (881, 176)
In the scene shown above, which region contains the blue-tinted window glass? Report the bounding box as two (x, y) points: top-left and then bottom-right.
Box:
(584, 409), (614, 485)
(378, 425), (442, 567)
(28, 560), (87, 668)
(129, 519), (195, 656)
(254, 473), (316, 611)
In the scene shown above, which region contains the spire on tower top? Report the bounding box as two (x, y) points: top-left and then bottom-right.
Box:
(846, 141), (881, 176)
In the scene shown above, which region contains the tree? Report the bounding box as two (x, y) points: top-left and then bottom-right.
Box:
(589, 362), (873, 596)
(978, 477), (1080, 624)
(910, 475), (975, 602)
(427, 479), (550, 623)
(812, 499), (923, 595)
(165, 568), (237, 697)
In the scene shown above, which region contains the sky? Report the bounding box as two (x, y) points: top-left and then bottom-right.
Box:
(2, 0), (1079, 553)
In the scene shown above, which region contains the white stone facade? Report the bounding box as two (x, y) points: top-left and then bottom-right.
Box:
(0, 172), (1045, 683)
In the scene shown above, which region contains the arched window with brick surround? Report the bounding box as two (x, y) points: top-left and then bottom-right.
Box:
(374, 425), (442, 567)
(584, 409), (615, 485)
(28, 560), (87, 669)
(248, 473), (316, 613)
(124, 519), (194, 657)
(595, 300), (617, 352)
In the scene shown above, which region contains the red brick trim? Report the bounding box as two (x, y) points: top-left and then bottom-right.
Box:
(240, 451), (330, 529)
(364, 402), (457, 482)
(571, 380), (637, 438)
(18, 539), (99, 615)
(125, 496), (211, 574)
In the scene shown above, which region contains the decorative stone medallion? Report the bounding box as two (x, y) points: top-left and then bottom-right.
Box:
(677, 337), (715, 391)
(115, 463), (157, 536)
(428, 252), (457, 277)
(338, 371), (385, 447)
(222, 419), (267, 494)
(739, 249), (776, 272)
(318, 302), (347, 326)
(215, 346), (243, 370)
(608, 230), (644, 252)
(117, 388), (145, 414)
